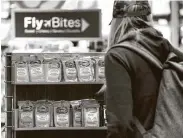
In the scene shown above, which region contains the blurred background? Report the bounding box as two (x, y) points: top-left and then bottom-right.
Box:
(1, 0), (183, 133)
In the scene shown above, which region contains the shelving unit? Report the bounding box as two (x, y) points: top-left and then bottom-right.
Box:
(14, 82), (104, 85)
(15, 127), (107, 131)
(179, 1), (183, 47)
(5, 52), (107, 138)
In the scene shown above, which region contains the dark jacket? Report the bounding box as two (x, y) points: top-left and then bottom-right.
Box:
(105, 27), (171, 138)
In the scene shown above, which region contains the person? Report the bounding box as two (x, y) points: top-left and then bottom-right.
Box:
(104, 1), (171, 138)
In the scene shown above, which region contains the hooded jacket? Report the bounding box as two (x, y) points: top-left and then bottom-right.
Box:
(105, 27), (171, 138)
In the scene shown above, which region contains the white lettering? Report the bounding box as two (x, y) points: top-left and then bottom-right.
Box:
(32, 17), (36, 28)
(36, 20), (43, 30)
(75, 19), (81, 28)
(59, 18), (64, 27)
(68, 20), (74, 28)
(24, 17), (82, 29)
(52, 17), (60, 28)
(63, 18), (68, 27)
(24, 29), (35, 33)
(24, 17), (32, 28)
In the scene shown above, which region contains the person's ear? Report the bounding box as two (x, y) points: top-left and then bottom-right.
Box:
(147, 14), (153, 24)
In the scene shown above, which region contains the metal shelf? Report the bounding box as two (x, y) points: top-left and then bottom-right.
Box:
(14, 82), (104, 85)
(15, 127), (107, 131)
(7, 52), (106, 138)
(14, 109), (106, 131)
(1, 112), (6, 124)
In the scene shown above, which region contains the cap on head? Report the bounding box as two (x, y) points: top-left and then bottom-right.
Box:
(110, 0), (151, 24)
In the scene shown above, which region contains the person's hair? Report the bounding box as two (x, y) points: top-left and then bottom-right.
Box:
(109, 1), (152, 47)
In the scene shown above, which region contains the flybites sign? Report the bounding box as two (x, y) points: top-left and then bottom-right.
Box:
(24, 17), (89, 32)
(12, 10), (101, 39)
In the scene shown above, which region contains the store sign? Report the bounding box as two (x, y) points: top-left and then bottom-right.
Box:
(12, 10), (101, 40)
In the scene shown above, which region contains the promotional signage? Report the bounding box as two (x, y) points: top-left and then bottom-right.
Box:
(12, 9), (101, 40)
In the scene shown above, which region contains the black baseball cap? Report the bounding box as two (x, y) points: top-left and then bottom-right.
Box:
(109, 0), (151, 25)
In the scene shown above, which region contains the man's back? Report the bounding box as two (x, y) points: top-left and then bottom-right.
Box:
(105, 28), (170, 138)
(106, 47), (160, 128)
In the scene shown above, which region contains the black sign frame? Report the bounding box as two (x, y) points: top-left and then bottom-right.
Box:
(12, 9), (102, 40)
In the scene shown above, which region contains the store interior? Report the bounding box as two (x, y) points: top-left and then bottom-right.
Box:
(1, 0), (183, 138)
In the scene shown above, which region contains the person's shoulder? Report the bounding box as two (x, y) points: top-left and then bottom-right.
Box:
(106, 46), (136, 60)
(105, 46), (138, 74)
(106, 45), (150, 69)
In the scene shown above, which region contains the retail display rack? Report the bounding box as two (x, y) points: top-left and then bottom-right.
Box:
(179, 1), (183, 47)
(5, 52), (107, 138)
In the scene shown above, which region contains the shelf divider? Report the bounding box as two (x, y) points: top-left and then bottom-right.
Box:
(14, 82), (104, 85)
(15, 127), (107, 131)
(14, 110), (107, 131)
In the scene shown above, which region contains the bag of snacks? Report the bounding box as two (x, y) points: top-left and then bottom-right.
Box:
(70, 100), (82, 127)
(15, 56), (29, 83)
(35, 100), (53, 127)
(91, 57), (97, 81)
(43, 54), (62, 82)
(95, 56), (105, 82)
(75, 57), (95, 82)
(29, 55), (44, 82)
(82, 99), (100, 127)
(53, 101), (71, 127)
(18, 101), (34, 128)
(63, 59), (77, 82)
(103, 105), (107, 126)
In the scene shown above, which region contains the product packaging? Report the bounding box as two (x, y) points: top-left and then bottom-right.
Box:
(15, 56), (29, 83)
(63, 58), (78, 82)
(75, 57), (95, 82)
(35, 100), (53, 127)
(95, 56), (105, 82)
(70, 100), (82, 127)
(103, 105), (107, 126)
(18, 101), (34, 128)
(91, 57), (97, 81)
(43, 54), (62, 82)
(81, 99), (100, 127)
(53, 100), (71, 127)
(29, 55), (45, 82)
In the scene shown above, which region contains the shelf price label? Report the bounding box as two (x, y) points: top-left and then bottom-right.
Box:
(12, 9), (102, 40)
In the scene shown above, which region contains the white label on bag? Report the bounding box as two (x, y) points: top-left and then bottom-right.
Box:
(56, 114), (69, 127)
(36, 114), (50, 122)
(17, 68), (29, 82)
(85, 108), (99, 127)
